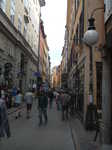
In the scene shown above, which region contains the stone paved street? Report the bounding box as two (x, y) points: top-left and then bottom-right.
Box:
(69, 115), (112, 150)
(0, 102), (75, 150)
(70, 116), (100, 150)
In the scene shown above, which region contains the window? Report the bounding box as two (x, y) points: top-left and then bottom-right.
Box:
(18, 15), (22, 32)
(24, 0), (28, 9)
(105, 0), (112, 21)
(9, 48), (14, 57)
(23, 22), (27, 38)
(33, 0), (35, 4)
(0, 0), (6, 12)
(75, 0), (80, 14)
(10, 0), (15, 24)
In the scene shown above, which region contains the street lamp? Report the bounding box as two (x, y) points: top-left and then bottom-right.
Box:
(83, 17), (99, 46)
(83, 7), (104, 130)
(84, 17), (99, 105)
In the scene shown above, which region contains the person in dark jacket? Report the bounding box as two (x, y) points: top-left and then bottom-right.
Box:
(69, 92), (75, 116)
(48, 90), (54, 109)
(38, 90), (48, 126)
(0, 90), (11, 139)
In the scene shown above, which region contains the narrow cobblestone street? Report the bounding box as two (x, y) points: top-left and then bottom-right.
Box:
(0, 102), (75, 150)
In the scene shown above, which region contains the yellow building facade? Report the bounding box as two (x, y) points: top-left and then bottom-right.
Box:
(66, 0), (105, 120)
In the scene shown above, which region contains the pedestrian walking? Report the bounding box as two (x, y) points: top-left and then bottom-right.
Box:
(38, 90), (48, 126)
(14, 90), (22, 119)
(0, 90), (11, 139)
(61, 91), (70, 120)
(24, 89), (33, 119)
(1, 89), (5, 99)
(11, 86), (17, 107)
(48, 89), (54, 109)
(55, 91), (61, 110)
(32, 83), (36, 93)
(5, 93), (9, 109)
(69, 92), (75, 116)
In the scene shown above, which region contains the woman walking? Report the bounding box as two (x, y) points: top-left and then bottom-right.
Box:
(14, 90), (22, 119)
(24, 89), (33, 119)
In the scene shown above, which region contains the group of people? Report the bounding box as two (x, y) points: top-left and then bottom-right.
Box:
(54, 90), (75, 120)
(0, 88), (34, 140)
(0, 86), (75, 140)
(37, 88), (75, 125)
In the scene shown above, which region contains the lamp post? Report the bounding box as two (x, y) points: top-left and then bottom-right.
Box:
(84, 17), (99, 104)
(83, 7), (104, 130)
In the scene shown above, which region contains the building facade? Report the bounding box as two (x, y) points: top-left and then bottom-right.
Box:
(0, 0), (41, 91)
(66, 0), (105, 120)
(51, 66), (58, 89)
(40, 20), (50, 84)
(102, 0), (112, 144)
(47, 55), (51, 87)
(57, 65), (61, 89)
(61, 27), (68, 89)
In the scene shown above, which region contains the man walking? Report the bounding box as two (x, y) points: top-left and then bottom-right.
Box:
(61, 91), (70, 120)
(48, 89), (54, 109)
(38, 89), (48, 126)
